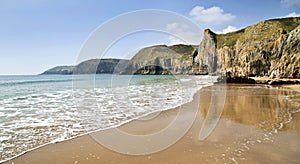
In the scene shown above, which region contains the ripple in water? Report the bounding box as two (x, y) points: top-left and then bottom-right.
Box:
(0, 75), (217, 161)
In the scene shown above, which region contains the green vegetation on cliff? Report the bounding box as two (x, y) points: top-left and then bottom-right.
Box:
(42, 59), (129, 75)
(131, 44), (197, 62)
(215, 17), (300, 48)
(197, 17), (300, 78)
(43, 17), (300, 78)
(128, 44), (198, 74)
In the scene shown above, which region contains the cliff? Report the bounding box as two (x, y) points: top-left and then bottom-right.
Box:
(195, 17), (300, 78)
(73, 59), (129, 74)
(42, 44), (198, 75)
(41, 66), (75, 75)
(43, 17), (300, 78)
(124, 44), (198, 75)
(41, 59), (129, 75)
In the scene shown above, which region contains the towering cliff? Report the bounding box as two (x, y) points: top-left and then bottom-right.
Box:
(195, 17), (300, 78)
(42, 17), (300, 78)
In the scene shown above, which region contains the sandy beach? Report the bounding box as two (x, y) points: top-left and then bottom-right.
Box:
(1, 1), (299, 163)
(3, 84), (300, 164)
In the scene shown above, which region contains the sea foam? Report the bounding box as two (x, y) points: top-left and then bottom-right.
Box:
(0, 75), (217, 162)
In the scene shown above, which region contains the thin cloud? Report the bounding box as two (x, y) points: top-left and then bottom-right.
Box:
(189, 6), (236, 24)
(285, 12), (300, 17)
(216, 25), (239, 34)
(281, 0), (300, 6)
(166, 22), (201, 45)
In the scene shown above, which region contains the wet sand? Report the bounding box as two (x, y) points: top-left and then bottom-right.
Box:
(3, 84), (300, 164)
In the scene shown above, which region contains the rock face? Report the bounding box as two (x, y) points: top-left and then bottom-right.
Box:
(125, 44), (198, 75)
(133, 65), (171, 75)
(42, 44), (198, 75)
(195, 29), (218, 73)
(195, 17), (300, 78)
(43, 17), (300, 78)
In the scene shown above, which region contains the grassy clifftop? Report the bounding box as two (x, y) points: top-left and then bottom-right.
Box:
(197, 16), (300, 78)
(129, 44), (198, 74)
(215, 17), (300, 48)
(131, 44), (197, 62)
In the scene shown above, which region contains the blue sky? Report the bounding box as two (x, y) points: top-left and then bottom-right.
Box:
(0, 0), (299, 75)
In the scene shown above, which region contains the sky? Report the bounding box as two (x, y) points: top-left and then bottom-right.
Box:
(0, 0), (299, 75)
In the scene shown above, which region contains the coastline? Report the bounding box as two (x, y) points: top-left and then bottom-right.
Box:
(3, 84), (300, 164)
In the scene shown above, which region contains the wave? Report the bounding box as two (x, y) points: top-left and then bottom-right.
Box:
(0, 75), (217, 162)
(0, 79), (73, 87)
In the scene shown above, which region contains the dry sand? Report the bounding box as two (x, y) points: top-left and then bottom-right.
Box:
(3, 84), (300, 164)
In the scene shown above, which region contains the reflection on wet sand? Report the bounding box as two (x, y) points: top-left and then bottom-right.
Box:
(4, 84), (300, 164)
(200, 84), (300, 131)
(198, 84), (300, 163)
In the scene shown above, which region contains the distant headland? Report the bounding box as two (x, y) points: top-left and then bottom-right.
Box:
(42, 17), (300, 84)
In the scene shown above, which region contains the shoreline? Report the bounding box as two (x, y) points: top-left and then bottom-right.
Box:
(0, 90), (197, 163)
(3, 84), (300, 163)
(216, 76), (300, 85)
(0, 75), (212, 163)
(0, 81), (210, 163)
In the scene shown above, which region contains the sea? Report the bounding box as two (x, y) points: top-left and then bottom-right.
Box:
(0, 74), (217, 162)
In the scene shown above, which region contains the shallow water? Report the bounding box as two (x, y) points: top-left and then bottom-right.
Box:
(0, 74), (217, 161)
(1, 84), (300, 164)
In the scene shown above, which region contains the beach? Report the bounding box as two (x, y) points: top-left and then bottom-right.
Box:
(2, 84), (300, 164)
(1, 1), (299, 163)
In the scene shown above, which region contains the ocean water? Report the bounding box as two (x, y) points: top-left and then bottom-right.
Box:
(0, 74), (217, 161)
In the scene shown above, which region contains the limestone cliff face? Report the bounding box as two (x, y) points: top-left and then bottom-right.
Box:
(195, 29), (217, 73)
(126, 44), (198, 75)
(272, 25), (300, 78)
(195, 17), (300, 78)
(42, 18), (300, 77)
